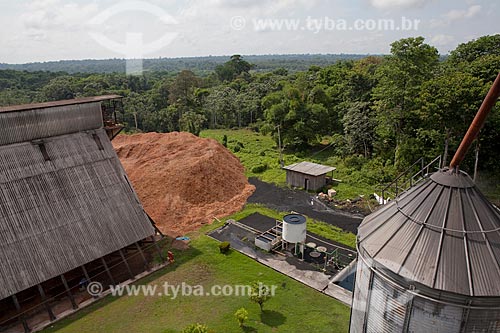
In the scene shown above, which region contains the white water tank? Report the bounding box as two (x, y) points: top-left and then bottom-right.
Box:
(282, 214), (306, 243)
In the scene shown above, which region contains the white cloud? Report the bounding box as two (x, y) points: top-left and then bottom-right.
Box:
(21, 0), (98, 38)
(181, 0), (318, 18)
(368, 0), (432, 9)
(430, 34), (454, 46)
(0, 0), (497, 64)
(213, 0), (318, 11)
(443, 4), (481, 21)
(431, 4), (481, 27)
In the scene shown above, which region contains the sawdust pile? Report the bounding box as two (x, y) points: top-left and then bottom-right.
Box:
(113, 132), (255, 236)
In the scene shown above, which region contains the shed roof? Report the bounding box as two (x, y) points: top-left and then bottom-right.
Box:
(358, 168), (500, 297)
(283, 161), (335, 176)
(0, 95), (122, 113)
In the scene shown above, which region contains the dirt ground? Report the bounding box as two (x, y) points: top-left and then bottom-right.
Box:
(113, 132), (255, 236)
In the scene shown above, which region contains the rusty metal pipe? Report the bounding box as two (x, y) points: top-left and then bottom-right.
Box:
(449, 72), (500, 170)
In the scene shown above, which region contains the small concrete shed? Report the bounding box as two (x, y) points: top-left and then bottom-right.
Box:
(283, 161), (335, 191)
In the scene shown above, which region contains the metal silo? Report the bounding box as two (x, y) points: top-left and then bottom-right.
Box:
(350, 73), (500, 333)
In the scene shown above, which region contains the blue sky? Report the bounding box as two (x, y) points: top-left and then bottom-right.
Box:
(0, 0), (498, 63)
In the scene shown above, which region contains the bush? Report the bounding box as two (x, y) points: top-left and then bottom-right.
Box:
(222, 134), (228, 148)
(251, 163), (268, 173)
(360, 157), (397, 184)
(233, 145), (241, 153)
(182, 323), (209, 333)
(219, 241), (230, 254)
(259, 150), (266, 156)
(260, 123), (273, 136)
(234, 308), (249, 328)
(250, 281), (272, 312)
(344, 155), (365, 170)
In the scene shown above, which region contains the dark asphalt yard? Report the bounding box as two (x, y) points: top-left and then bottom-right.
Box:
(247, 177), (363, 234)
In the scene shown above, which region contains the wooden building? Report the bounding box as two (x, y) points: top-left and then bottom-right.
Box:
(0, 96), (162, 332)
(283, 161), (335, 191)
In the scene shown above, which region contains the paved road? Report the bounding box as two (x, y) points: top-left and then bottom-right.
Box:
(247, 177), (363, 234)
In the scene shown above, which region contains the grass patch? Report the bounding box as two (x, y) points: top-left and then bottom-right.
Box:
(42, 234), (350, 333)
(201, 129), (289, 184)
(219, 203), (356, 249)
(306, 221), (356, 249)
(200, 129), (375, 201)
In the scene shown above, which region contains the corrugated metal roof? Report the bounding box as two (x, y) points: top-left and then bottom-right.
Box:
(0, 128), (154, 300)
(283, 161), (336, 176)
(358, 168), (500, 297)
(0, 102), (103, 146)
(0, 95), (122, 113)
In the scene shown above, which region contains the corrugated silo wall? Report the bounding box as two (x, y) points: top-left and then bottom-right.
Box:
(0, 103), (103, 146)
(350, 257), (500, 332)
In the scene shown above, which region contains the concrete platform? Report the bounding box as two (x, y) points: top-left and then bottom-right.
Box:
(208, 221), (353, 307)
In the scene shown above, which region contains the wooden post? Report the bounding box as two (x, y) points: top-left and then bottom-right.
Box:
(37, 284), (56, 321)
(277, 124), (284, 168)
(12, 294), (30, 333)
(101, 257), (116, 286)
(153, 239), (165, 262)
(81, 265), (98, 299)
(60, 274), (78, 310)
(473, 141), (480, 183)
(119, 249), (134, 279)
(135, 242), (150, 271)
(81, 264), (91, 282)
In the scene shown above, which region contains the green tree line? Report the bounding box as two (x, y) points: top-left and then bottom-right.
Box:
(1, 35), (499, 178)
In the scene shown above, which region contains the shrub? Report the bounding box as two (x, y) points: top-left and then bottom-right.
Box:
(251, 163), (268, 173)
(344, 155), (365, 170)
(222, 134), (228, 148)
(182, 323), (209, 333)
(233, 145), (241, 153)
(250, 281), (272, 312)
(259, 150), (266, 156)
(234, 308), (248, 328)
(360, 157), (397, 184)
(219, 241), (230, 254)
(260, 123), (273, 136)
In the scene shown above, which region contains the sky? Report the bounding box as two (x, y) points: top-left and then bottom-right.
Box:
(0, 0), (498, 64)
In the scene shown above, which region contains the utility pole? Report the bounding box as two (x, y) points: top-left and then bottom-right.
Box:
(277, 124), (284, 168)
(473, 141), (480, 183)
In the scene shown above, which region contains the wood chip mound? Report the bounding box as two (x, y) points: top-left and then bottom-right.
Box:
(113, 132), (255, 236)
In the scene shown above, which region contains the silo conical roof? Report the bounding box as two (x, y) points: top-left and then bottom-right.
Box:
(358, 168), (500, 297)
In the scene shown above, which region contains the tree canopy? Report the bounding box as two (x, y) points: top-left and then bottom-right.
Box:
(1, 36), (500, 178)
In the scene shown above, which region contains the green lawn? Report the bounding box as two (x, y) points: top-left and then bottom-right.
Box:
(200, 129), (374, 201)
(43, 232), (350, 333)
(200, 129), (291, 184)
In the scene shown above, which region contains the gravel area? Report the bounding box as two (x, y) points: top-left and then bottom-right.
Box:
(247, 177), (363, 234)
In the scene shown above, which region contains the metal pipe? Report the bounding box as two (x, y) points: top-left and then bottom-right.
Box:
(450, 72), (500, 170)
